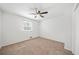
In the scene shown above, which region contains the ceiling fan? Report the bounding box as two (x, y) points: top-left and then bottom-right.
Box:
(31, 8), (48, 18)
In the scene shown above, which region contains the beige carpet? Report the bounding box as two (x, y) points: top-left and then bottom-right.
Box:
(0, 37), (73, 55)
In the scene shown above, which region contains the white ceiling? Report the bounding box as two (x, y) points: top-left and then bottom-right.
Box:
(0, 3), (74, 21)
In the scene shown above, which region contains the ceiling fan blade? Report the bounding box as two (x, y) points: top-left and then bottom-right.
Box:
(40, 14), (44, 18)
(40, 12), (48, 14)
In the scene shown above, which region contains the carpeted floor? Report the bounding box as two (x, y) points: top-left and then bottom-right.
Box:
(0, 37), (73, 55)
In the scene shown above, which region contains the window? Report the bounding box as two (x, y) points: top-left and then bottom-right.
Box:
(23, 21), (32, 31)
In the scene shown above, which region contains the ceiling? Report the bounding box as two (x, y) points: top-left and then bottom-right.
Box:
(0, 3), (74, 21)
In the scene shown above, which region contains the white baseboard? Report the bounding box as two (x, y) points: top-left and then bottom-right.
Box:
(2, 36), (40, 47)
(40, 36), (64, 44)
(64, 46), (72, 52)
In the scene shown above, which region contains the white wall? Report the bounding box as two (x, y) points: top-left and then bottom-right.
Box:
(2, 11), (40, 46)
(0, 10), (1, 47)
(0, 10), (2, 48)
(40, 15), (72, 50)
(74, 6), (79, 54)
(72, 10), (76, 54)
(71, 4), (79, 55)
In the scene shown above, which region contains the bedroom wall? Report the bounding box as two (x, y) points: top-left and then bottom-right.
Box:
(72, 14), (75, 54)
(2, 11), (40, 46)
(74, 6), (79, 54)
(72, 8), (76, 54)
(40, 15), (72, 51)
(40, 4), (73, 51)
(0, 10), (1, 47)
(0, 10), (2, 48)
(71, 4), (79, 55)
